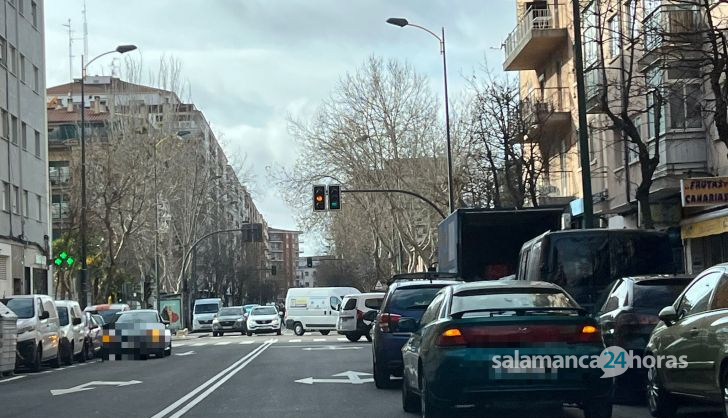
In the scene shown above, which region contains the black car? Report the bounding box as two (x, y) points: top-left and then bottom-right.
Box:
(596, 275), (693, 400)
(371, 278), (462, 389)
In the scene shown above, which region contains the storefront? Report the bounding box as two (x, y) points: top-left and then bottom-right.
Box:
(680, 177), (728, 274)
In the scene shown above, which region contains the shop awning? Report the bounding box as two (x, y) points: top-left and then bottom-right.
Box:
(681, 215), (728, 239)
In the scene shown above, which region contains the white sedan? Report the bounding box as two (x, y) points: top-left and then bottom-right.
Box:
(245, 306), (282, 336)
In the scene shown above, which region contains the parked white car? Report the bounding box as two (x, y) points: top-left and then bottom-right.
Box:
(246, 306), (282, 336)
(55, 300), (87, 364)
(336, 292), (384, 342)
(284, 287), (360, 336)
(192, 298), (222, 332)
(0, 295), (61, 371)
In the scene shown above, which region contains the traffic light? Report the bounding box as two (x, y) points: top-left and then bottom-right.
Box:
(54, 251), (75, 268)
(328, 185), (341, 210)
(271, 265), (277, 276)
(306, 257), (313, 268)
(313, 185), (326, 211)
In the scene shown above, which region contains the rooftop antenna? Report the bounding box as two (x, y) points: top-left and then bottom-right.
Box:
(82, 0), (89, 59)
(62, 19), (74, 82)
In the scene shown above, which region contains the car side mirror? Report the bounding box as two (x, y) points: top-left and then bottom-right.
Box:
(72, 317), (82, 326)
(362, 310), (378, 322)
(398, 318), (418, 333)
(658, 306), (678, 326)
(39, 311), (49, 320)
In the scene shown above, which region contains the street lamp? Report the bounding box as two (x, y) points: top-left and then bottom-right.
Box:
(386, 18), (455, 214)
(79, 44), (137, 308)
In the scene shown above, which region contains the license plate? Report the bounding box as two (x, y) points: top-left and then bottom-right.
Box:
(492, 366), (556, 380)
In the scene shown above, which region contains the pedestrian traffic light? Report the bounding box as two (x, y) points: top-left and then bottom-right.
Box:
(271, 265), (277, 276)
(54, 251), (75, 268)
(306, 257), (313, 268)
(313, 185), (326, 211)
(328, 185), (341, 210)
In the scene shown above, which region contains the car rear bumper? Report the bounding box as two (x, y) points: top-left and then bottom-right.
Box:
(424, 347), (612, 405)
(212, 324), (244, 332)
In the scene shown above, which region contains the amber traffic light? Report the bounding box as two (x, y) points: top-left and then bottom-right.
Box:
(313, 185), (326, 211)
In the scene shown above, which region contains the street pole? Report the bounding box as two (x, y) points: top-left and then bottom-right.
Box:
(79, 55), (89, 308)
(572, 0), (594, 228)
(386, 18), (455, 214)
(441, 27), (455, 215)
(153, 144), (160, 312)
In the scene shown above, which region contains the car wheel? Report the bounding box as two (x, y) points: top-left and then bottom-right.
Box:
(346, 333), (361, 342)
(140, 354), (149, 361)
(246, 331), (253, 337)
(402, 375), (421, 413)
(319, 330), (330, 336)
(165, 344), (172, 357)
(276, 329), (282, 336)
(373, 357), (393, 389)
(241, 331), (246, 336)
(212, 331), (218, 337)
(420, 375), (447, 417)
(219, 332), (225, 337)
(646, 363), (678, 418)
(78, 341), (88, 363)
(583, 398), (612, 418)
(65, 343), (75, 365)
(293, 322), (305, 336)
(29, 344), (42, 372)
(365, 332), (372, 342)
(720, 365), (728, 418)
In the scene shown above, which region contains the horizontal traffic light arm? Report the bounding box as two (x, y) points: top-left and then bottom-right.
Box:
(342, 189), (446, 219)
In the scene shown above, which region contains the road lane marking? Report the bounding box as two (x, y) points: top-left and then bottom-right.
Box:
(302, 346), (363, 351)
(239, 340), (255, 345)
(151, 341), (273, 418)
(214, 342), (231, 346)
(313, 338), (326, 342)
(191, 342), (206, 346)
(287, 339), (301, 342)
(296, 371), (373, 385)
(337, 338), (347, 341)
(175, 351), (196, 357)
(51, 380), (142, 396)
(0, 375), (26, 383)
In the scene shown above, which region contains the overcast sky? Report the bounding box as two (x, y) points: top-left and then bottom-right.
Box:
(44, 0), (516, 255)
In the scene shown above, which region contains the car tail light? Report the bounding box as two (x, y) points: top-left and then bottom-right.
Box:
(377, 313), (401, 333)
(573, 324), (603, 344)
(616, 312), (658, 327)
(356, 309), (364, 321)
(436, 328), (467, 347)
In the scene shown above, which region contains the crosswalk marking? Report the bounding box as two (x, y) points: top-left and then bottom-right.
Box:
(192, 342), (206, 346)
(214, 341), (231, 346)
(288, 339), (301, 343)
(313, 338), (325, 342)
(239, 340), (255, 345)
(337, 338), (347, 341)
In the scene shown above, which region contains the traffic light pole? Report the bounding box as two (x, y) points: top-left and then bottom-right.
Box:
(341, 189), (447, 219)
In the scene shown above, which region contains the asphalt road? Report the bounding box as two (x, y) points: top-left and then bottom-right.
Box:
(0, 332), (722, 418)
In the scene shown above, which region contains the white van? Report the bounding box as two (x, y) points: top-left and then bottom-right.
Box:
(0, 294), (61, 371)
(192, 298), (223, 332)
(55, 300), (87, 364)
(336, 292), (384, 342)
(284, 287), (360, 336)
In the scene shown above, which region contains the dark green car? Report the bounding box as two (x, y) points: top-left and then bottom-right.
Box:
(646, 263), (728, 418)
(400, 281), (612, 417)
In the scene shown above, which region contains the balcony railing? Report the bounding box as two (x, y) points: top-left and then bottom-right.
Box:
(522, 87), (571, 123)
(644, 5), (703, 52)
(539, 170), (574, 198)
(504, 4), (567, 70)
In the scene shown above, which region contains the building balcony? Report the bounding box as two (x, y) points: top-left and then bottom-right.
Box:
(537, 170), (576, 205)
(639, 4), (704, 68)
(504, 3), (569, 71)
(523, 87), (573, 143)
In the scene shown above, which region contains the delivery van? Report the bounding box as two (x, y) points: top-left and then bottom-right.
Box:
(284, 287), (360, 336)
(192, 298), (223, 332)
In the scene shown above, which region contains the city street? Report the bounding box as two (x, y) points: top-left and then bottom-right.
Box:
(0, 333), (720, 418)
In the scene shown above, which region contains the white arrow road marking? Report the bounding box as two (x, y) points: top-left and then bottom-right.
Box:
(295, 371), (374, 385)
(301, 346), (363, 351)
(51, 380), (142, 396)
(175, 351), (196, 356)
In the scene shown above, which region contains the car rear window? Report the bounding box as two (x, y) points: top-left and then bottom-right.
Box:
(194, 303), (219, 314)
(452, 288), (578, 315)
(115, 311), (159, 324)
(94, 309), (121, 324)
(342, 297), (357, 311)
(387, 286), (446, 314)
(633, 279), (691, 309)
(365, 298), (382, 310)
(219, 308), (242, 316)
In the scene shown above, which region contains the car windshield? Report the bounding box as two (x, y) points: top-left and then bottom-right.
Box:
(634, 280), (692, 309)
(1, 298), (34, 319)
(93, 309), (121, 324)
(56, 307), (69, 326)
(389, 286), (446, 313)
(218, 308), (242, 316)
(251, 307), (277, 316)
(452, 288), (578, 316)
(243, 305), (259, 314)
(114, 311), (159, 324)
(195, 304), (219, 314)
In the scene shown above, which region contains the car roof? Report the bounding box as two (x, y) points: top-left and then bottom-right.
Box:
(344, 292), (384, 299)
(3, 294), (49, 299)
(119, 309), (157, 314)
(623, 275), (695, 282)
(54, 300), (79, 307)
(224, 306), (243, 309)
(390, 279), (462, 290)
(194, 298), (221, 303)
(451, 280), (565, 293)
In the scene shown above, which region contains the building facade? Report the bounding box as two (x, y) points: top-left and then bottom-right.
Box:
(0, 0), (51, 297)
(268, 227), (300, 292)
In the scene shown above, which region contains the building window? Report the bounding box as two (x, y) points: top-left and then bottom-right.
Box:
(10, 116), (18, 144)
(669, 83), (702, 129)
(19, 54), (26, 82)
(33, 65), (39, 92)
(1, 110), (7, 138)
(609, 15), (620, 58)
(34, 130), (40, 156)
(51, 194), (69, 220)
(31, 1), (38, 27)
(1, 183), (9, 212)
(0, 37), (5, 67)
(12, 186), (19, 214)
(21, 122), (27, 150)
(305, 271), (309, 277)
(37, 194), (42, 220)
(9, 45), (16, 74)
(23, 190), (28, 217)
(50, 161), (71, 185)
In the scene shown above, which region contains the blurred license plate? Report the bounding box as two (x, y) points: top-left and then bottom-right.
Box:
(493, 366), (556, 380)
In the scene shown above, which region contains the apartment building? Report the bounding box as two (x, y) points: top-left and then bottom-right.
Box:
(0, 0), (51, 297)
(504, 0), (728, 272)
(268, 227), (301, 292)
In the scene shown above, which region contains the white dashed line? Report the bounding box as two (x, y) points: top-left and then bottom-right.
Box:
(288, 339), (301, 343)
(0, 375), (25, 383)
(239, 340), (255, 345)
(214, 342), (231, 346)
(337, 338), (347, 341)
(313, 338), (326, 342)
(192, 342), (206, 347)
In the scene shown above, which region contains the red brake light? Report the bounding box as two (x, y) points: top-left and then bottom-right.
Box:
(356, 309), (364, 321)
(377, 313), (401, 333)
(436, 328), (467, 347)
